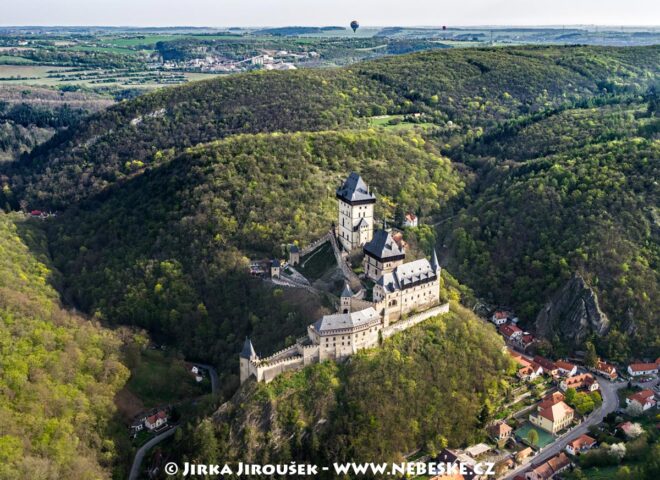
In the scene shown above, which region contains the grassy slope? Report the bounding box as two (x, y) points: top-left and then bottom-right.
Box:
(0, 212), (129, 479)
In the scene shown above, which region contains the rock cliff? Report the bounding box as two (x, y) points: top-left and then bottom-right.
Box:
(535, 273), (610, 346)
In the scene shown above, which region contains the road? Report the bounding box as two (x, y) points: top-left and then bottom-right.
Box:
(128, 426), (179, 480)
(194, 363), (219, 397)
(503, 378), (626, 480)
(127, 362), (219, 479)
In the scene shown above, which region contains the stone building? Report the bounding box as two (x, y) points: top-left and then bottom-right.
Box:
(362, 228), (406, 281)
(336, 172), (376, 251)
(373, 250), (441, 325)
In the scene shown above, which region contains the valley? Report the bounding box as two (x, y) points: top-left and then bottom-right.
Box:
(0, 38), (657, 480)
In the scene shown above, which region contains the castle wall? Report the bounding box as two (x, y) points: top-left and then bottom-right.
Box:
(382, 303), (450, 339)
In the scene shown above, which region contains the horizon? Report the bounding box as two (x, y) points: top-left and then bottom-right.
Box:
(3, 0), (659, 29)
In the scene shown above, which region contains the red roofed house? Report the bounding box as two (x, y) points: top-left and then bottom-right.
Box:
(627, 361), (659, 377)
(518, 363), (544, 382)
(555, 360), (578, 377)
(566, 434), (597, 455)
(145, 410), (168, 431)
(488, 422), (513, 441)
(525, 452), (571, 480)
(534, 356), (559, 376)
(518, 333), (536, 350)
(560, 373), (599, 392)
(491, 311), (509, 326)
(500, 323), (523, 342)
(530, 395), (574, 434)
(626, 389), (657, 411)
(509, 349), (532, 368)
(403, 212), (418, 228)
(595, 360), (617, 380)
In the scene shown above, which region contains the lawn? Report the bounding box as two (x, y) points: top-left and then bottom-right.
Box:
(297, 241), (337, 281)
(126, 349), (208, 408)
(367, 114), (435, 130)
(579, 466), (619, 479)
(514, 422), (555, 449)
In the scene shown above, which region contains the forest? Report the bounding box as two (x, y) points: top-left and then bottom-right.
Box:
(0, 212), (129, 479)
(0, 45), (657, 478)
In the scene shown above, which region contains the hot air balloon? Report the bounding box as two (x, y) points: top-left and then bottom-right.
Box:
(350, 20), (360, 33)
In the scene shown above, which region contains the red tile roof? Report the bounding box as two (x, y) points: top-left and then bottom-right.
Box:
(629, 389), (656, 405)
(629, 362), (659, 372)
(538, 401), (573, 422)
(499, 323), (523, 338)
(563, 373), (598, 390)
(555, 360), (576, 371)
(534, 356), (558, 372)
(568, 434), (596, 451)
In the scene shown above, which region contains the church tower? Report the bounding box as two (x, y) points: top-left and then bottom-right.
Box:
(340, 283), (353, 314)
(239, 337), (257, 384)
(336, 172), (376, 251)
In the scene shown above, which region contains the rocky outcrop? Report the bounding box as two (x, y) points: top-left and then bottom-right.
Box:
(535, 273), (610, 346)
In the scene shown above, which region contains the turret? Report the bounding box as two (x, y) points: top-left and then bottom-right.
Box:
(240, 337), (258, 384)
(341, 283), (353, 314)
(431, 248), (441, 276)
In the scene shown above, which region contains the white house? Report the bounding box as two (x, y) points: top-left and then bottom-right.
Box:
(626, 389), (657, 411)
(491, 311), (509, 326)
(555, 360), (578, 377)
(403, 213), (418, 228)
(627, 362), (659, 377)
(145, 410), (168, 431)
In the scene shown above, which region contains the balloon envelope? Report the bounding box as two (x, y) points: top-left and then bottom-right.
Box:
(350, 20), (360, 32)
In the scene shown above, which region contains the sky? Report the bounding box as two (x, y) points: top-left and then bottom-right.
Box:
(2, 0), (659, 27)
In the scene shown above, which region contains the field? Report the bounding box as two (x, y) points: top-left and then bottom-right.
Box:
(125, 349), (209, 408)
(368, 114), (436, 130)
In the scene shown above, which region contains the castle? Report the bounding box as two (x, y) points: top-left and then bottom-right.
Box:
(240, 172), (449, 384)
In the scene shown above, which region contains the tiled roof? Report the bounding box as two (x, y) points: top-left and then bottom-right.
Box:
(377, 258), (437, 292)
(555, 360), (576, 371)
(364, 229), (405, 260)
(538, 401), (573, 422)
(313, 307), (379, 333)
(629, 362), (659, 372)
(629, 389), (655, 404)
(569, 434), (596, 450)
(534, 356), (558, 372)
(336, 172), (376, 203)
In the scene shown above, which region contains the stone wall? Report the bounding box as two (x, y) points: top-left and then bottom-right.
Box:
(382, 303), (450, 339)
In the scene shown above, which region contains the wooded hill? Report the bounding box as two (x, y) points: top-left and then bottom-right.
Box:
(170, 305), (515, 470)
(44, 129), (463, 385)
(0, 212), (129, 479)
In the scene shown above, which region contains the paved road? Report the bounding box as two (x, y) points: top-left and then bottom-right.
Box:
(503, 378), (626, 480)
(127, 362), (219, 479)
(128, 426), (178, 480)
(194, 363), (219, 397)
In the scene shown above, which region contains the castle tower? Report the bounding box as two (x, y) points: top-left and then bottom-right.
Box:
(336, 172), (376, 251)
(239, 337), (257, 384)
(431, 248), (441, 277)
(340, 283), (353, 314)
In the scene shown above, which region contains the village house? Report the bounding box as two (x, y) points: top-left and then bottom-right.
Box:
(533, 356), (559, 377)
(336, 172), (376, 252)
(627, 361), (659, 377)
(517, 333), (537, 350)
(500, 323), (523, 342)
(594, 360), (617, 380)
(626, 389), (657, 411)
(518, 363), (544, 382)
(144, 410), (168, 431)
(491, 311), (509, 326)
(529, 393), (574, 434)
(554, 360), (578, 377)
(431, 449), (480, 480)
(403, 212), (418, 228)
(525, 452), (571, 480)
(509, 349), (532, 367)
(565, 434), (596, 455)
(560, 373), (599, 392)
(515, 447), (533, 464)
(488, 422), (513, 441)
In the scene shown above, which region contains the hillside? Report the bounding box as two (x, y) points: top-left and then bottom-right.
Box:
(444, 101), (659, 358)
(0, 212), (129, 479)
(1, 46), (657, 209)
(170, 305), (515, 467)
(44, 129), (463, 384)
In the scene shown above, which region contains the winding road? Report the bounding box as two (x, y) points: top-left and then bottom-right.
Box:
(503, 378), (626, 479)
(127, 362), (219, 479)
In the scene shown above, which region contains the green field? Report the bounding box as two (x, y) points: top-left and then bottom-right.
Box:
(368, 114), (436, 130)
(0, 55), (36, 64)
(126, 349), (208, 408)
(297, 242), (337, 281)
